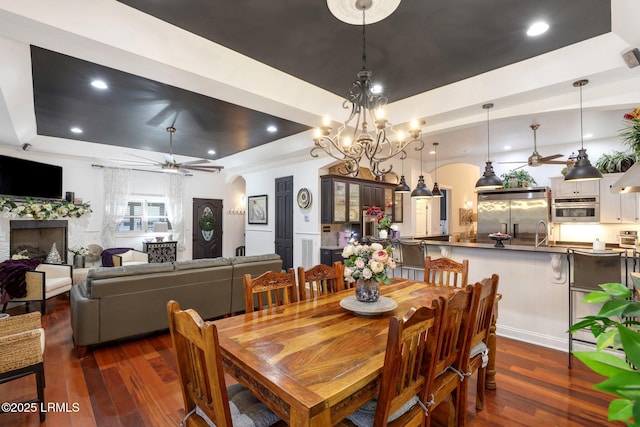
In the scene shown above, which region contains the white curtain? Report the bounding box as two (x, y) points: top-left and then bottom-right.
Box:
(101, 167), (132, 248)
(163, 173), (185, 250)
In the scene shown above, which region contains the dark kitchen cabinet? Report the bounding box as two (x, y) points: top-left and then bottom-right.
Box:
(320, 248), (343, 266)
(321, 175), (402, 225)
(320, 176), (360, 224)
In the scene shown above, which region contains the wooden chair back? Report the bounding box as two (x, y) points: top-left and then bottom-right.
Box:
(424, 284), (477, 426)
(424, 256), (469, 287)
(243, 269), (298, 312)
(166, 300), (233, 427)
(458, 274), (500, 422)
(374, 301), (444, 427)
(297, 262), (345, 300)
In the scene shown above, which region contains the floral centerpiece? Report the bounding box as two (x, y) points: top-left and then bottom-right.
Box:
(69, 246), (89, 256)
(342, 242), (396, 302)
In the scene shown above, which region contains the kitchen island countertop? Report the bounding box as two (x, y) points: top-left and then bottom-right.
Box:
(420, 239), (631, 255)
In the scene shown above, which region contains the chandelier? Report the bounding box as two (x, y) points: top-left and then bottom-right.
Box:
(311, 0), (424, 177)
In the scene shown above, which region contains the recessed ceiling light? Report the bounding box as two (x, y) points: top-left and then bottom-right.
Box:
(70, 127), (83, 134)
(527, 21), (549, 37)
(371, 84), (383, 94)
(207, 149), (216, 155)
(90, 79), (108, 90)
(504, 145), (512, 150)
(266, 125), (277, 133)
(583, 133), (593, 139)
(429, 150), (436, 155)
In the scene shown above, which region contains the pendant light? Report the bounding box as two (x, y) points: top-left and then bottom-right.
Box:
(475, 103), (503, 191)
(394, 151), (411, 193)
(431, 142), (443, 197)
(411, 147), (433, 199)
(564, 79), (603, 182)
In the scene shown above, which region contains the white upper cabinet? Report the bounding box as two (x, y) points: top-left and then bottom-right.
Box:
(599, 173), (639, 223)
(551, 177), (600, 198)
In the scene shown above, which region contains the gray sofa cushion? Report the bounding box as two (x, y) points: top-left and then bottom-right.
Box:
(229, 254), (281, 265)
(174, 258), (230, 270)
(86, 263), (175, 295)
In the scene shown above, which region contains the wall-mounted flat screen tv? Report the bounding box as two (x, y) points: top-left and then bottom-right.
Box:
(0, 154), (63, 200)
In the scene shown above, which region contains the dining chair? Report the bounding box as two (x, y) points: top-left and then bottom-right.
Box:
(166, 300), (284, 427)
(243, 269), (298, 312)
(297, 261), (345, 300)
(397, 241), (426, 280)
(424, 256), (469, 287)
(424, 283), (478, 427)
(0, 311), (46, 422)
(343, 300), (445, 427)
(457, 274), (499, 425)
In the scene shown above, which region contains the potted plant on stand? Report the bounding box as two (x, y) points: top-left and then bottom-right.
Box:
(568, 282), (640, 425)
(500, 170), (537, 189)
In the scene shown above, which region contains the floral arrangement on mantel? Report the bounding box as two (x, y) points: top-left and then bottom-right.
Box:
(0, 196), (92, 220)
(365, 206), (391, 231)
(68, 246), (89, 256)
(621, 108), (640, 158)
(341, 242), (396, 285)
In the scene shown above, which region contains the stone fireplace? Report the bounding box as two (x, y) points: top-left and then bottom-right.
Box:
(10, 220), (68, 263)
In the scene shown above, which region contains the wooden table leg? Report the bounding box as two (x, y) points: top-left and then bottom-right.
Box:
(485, 294), (501, 390)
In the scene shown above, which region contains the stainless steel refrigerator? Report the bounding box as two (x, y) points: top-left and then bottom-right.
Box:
(476, 187), (551, 246)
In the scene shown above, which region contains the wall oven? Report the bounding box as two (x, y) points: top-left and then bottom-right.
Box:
(551, 196), (599, 223)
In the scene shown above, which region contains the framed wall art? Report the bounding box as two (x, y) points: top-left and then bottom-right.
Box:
(248, 195), (268, 224)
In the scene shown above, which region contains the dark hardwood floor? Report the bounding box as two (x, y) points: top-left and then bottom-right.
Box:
(0, 294), (623, 426)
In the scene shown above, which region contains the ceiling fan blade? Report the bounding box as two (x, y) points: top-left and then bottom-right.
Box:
(180, 159), (210, 166)
(541, 160), (570, 165)
(539, 154), (563, 162)
(126, 153), (162, 165)
(182, 165), (224, 172)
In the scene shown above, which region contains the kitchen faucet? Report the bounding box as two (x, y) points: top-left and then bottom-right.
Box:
(535, 220), (548, 248)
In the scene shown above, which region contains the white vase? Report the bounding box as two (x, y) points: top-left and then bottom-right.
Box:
(378, 229), (388, 239)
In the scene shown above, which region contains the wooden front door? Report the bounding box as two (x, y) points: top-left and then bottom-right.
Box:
(275, 176), (293, 270)
(192, 198), (223, 259)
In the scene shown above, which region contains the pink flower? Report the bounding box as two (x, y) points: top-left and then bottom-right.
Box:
(372, 250), (389, 263)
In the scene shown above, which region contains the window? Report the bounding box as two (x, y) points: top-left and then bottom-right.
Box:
(117, 198), (172, 232)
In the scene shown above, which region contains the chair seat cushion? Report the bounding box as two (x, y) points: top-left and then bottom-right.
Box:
(192, 383), (281, 427)
(470, 341), (489, 368)
(346, 395), (420, 427)
(45, 277), (72, 293)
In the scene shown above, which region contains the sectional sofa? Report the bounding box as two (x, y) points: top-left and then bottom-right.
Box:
(69, 254), (282, 356)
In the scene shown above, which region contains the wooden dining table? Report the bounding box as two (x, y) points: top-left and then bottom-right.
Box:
(213, 277), (498, 427)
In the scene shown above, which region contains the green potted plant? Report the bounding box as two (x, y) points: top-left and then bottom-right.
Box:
(568, 282), (640, 425)
(499, 170), (537, 189)
(621, 109), (640, 158)
(595, 151), (636, 174)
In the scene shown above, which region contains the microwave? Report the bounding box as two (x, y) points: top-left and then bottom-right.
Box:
(552, 196), (599, 223)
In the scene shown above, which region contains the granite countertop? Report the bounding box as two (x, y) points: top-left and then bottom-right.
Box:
(420, 239), (631, 254)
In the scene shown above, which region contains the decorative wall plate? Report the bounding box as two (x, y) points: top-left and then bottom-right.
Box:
(297, 188), (312, 208)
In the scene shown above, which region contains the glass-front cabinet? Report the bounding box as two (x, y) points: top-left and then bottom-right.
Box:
(321, 175), (401, 225)
(333, 180), (347, 222)
(349, 183), (360, 222)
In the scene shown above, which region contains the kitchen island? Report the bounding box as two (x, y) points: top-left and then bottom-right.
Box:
(412, 239), (634, 352)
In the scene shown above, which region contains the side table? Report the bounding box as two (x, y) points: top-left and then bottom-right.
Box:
(142, 241), (177, 263)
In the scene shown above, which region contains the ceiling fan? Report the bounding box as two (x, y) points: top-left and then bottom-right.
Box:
(500, 124), (566, 169)
(126, 127), (224, 174)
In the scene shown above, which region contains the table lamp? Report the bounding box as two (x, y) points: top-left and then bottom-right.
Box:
(153, 222), (169, 241)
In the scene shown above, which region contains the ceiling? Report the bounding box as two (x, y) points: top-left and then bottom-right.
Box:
(0, 0), (639, 171)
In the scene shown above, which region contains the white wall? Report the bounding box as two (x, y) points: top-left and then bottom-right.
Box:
(0, 148), (226, 261)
